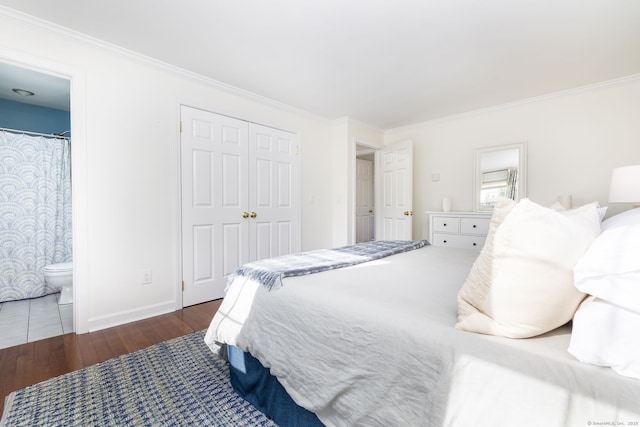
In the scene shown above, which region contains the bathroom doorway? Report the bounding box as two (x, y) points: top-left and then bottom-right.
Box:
(0, 60), (74, 347)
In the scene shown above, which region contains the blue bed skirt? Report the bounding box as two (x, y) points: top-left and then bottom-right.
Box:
(227, 345), (324, 427)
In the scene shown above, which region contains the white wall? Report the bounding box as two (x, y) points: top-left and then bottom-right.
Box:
(0, 10), (336, 332)
(385, 76), (640, 241)
(330, 117), (384, 246)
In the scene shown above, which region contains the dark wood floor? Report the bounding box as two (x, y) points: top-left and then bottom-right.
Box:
(0, 299), (222, 416)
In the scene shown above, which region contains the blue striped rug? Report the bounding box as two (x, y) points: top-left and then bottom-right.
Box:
(0, 330), (278, 427)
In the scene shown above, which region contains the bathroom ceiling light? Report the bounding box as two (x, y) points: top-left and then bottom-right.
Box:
(12, 88), (35, 96)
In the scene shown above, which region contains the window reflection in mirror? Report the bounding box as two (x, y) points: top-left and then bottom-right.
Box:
(474, 142), (527, 211)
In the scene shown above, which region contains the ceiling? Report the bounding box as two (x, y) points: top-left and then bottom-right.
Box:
(1, 0), (640, 128)
(0, 61), (70, 111)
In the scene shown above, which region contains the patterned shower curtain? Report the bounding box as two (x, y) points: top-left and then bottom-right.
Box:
(0, 131), (72, 303)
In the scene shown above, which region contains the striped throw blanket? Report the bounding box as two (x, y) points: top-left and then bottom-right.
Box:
(228, 240), (429, 291)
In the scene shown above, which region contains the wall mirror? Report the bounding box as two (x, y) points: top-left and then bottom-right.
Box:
(473, 142), (527, 211)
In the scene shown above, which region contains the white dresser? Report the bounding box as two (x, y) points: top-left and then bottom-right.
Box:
(427, 211), (492, 250)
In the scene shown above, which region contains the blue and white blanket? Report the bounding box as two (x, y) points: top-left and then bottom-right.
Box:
(228, 240), (429, 291)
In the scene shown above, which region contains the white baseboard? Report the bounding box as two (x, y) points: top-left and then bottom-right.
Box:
(87, 300), (176, 333)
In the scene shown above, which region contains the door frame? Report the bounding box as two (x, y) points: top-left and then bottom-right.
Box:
(0, 48), (89, 333)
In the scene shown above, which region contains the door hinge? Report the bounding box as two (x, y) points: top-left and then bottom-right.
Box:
(182, 280), (185, 291)
(295, 145), (299, 155)
(179, 120), (183, 133)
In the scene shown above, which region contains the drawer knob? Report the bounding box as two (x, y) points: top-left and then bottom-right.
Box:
(473, 243), (477, 246)
(443, 223), (447, 227)
(443, 240), (447, 243)
(473, 224), (477, 228)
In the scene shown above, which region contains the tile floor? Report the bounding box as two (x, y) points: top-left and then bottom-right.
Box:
(0, 293), (73, 350)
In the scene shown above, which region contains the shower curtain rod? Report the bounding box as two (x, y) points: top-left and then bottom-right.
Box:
(0, 126), (70, 140)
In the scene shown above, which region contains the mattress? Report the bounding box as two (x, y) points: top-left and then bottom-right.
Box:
(205, 245), (640, 427)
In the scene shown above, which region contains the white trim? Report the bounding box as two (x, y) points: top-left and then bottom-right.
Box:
(87, 300), (176, 332)
(0, 5), (329, 125)
(386, 72), (640, 135)
(69, 66), (89, 335)
(0, 46), (89, 334)
(172, 100), (183, 311)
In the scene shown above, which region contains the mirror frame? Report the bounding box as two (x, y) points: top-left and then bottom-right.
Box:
(473, 141), (527, 211)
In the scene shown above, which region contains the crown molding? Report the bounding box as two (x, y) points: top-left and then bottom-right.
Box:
(0, 5), (330, 124)
(386, 72), (640, 135)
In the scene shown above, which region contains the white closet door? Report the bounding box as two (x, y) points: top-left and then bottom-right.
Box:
(181, 106), (249, 306)
(248, 123), (300, 261)
(376, 140), (413, 240)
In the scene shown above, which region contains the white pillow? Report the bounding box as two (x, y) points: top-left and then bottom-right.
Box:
(456, 198), (516, 321)
(574, 207), (640, 314)
(456, 198), (601, 338)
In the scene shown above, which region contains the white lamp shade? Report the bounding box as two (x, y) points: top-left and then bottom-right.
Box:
(609, 165), (640, 205)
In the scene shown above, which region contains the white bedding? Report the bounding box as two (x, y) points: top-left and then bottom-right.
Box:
(569, 296), (640, 380)
(204, 246), (640, 427)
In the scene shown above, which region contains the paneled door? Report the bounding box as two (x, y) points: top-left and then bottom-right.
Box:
(375, 140), (413, 240)
(356, 158), (374, 242)
(181, 106), (250, 306)
(181, 106), (300, 306)
(248, 123), (300, 261)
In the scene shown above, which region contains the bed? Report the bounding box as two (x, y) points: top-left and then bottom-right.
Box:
(204, 199), (640, 427)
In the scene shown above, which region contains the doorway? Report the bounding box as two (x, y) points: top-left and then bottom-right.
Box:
(355, 144), (375, 243)
(351, 139), (414, 244)
(0, 51), (87, 335)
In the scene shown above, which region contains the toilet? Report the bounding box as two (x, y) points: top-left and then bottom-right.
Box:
(44, 262), (73, 305)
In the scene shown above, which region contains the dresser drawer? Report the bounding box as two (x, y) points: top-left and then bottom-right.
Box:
(460, 217), (490, 235)
(431, 216), (460, 233)
(431, 233), (486, 250)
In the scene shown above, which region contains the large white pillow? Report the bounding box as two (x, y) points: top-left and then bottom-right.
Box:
(456, 198), (601, 338)
(573, 207), (640, 314)
(456, 198), (516, 321)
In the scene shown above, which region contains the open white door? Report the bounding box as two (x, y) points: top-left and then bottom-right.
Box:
(181, 106), (250, 306)
(375, 140), (413, 240)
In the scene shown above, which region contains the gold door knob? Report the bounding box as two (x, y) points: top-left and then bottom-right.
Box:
(242, 212), (249, 218)
(403, 211), (414, 216)
(369, 210), (373, 213)
(250, 212), (257, 218)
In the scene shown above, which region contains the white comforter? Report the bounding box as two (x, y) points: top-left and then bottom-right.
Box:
(205, 246), (640, 427)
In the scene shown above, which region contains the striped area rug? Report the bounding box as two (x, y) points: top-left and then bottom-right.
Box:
(0, 330), (277, 427)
